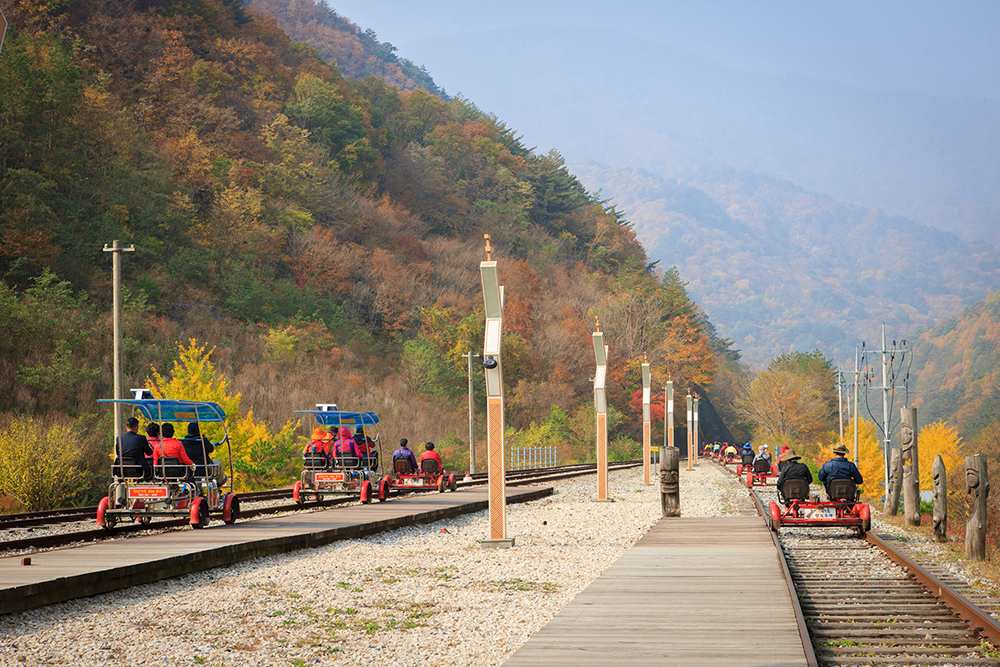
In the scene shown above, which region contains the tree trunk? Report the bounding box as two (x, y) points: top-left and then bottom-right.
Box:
(660, 446), (680, 517)
(965, 454), (989, 561)
(884, 447), (902, 516)
(901, 407), (920, 526)
(932, 454), (947, 542)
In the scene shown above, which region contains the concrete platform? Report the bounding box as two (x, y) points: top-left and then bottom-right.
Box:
(503, 516), (810, 667)
(0, 485), (550, 616)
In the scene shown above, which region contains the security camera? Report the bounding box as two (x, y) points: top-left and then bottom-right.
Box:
(482, 356), (498, 369)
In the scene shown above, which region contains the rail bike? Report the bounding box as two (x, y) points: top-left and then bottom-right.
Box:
(735, 453), (756, 475)
(768, 478), (871, 536)
(389, 452), (457, 494)
(292, 406), (391, 504)
(96, 397), (239, 530)
(745, 458), (779, 486)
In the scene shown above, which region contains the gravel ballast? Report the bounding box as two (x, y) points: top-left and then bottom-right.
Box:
(2, 463), (750, 666)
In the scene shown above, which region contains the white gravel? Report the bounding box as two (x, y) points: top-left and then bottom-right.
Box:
(1, 463), (747, 666)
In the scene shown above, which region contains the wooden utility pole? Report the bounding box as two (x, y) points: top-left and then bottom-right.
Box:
(103, 240), (135, 445)
(461, 351), (476, 475)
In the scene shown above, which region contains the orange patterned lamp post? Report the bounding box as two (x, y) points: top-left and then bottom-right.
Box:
(594, 319), (610, 500)
(479, 235), (513, 548)
(642, 354), (651, 485)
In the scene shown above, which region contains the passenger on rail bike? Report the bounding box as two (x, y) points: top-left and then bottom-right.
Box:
(332, 427), (361, 460)
(303, 427), (333, 458)
(712, 443), (721, 456)
(153, 422), (196, 468)
(775, 451), (812, 504)
(818, 443), (863, 501)
(776, 445), (795, 471)
(115, 417), (154, 480)
(182, 422), (227, 487)
(392, 438), (419, 471)
(419, 442), (443, 470)
(144, 422), (160, 470)
(723, 443), (738, 458)
(754, 444), (772, 465)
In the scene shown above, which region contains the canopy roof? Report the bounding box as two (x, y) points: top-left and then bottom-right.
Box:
(293, 410), (379, 427)
(97, 399), (227, 423)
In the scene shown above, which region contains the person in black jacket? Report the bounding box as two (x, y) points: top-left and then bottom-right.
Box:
(115, 417), (153, 480)
(775, 451), (813, 504)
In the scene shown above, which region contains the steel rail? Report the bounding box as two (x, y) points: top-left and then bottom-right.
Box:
(2, 462), (641, 553)
(747, 480), (820, 667)
(867, 531), (1000, 646)
(736, 457), (1000, 659)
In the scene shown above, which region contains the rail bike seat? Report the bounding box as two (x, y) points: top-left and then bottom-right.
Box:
(420, 459), (440, 475)
(826, 478), (858, 503)
(779, 478), (810, 505)
(303, 452), (328, 470)
(112, 456), (146, 480)
(333, 456), (360, 469)
(157, 456), (191, 481)
(753, 459), (772, 474)
(363, 451), (379, 471)
(741, 454), (755, 466)
(393, 458), (413, 475)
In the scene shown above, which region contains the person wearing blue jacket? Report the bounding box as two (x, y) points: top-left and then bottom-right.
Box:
(818, 442), (863, 499)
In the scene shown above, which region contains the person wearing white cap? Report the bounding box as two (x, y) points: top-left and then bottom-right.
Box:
(754, 443), (772, 465)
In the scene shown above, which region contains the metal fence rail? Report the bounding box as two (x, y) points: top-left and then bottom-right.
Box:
(510, 446), (558, 470)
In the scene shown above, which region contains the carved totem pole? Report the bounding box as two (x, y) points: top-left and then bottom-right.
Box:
(932, 454), (947, 542)
(883, 447), (902, 516)
(965, 454), (989, 560)
(901, 407), (920, 526)
(660, 444), (680, 516)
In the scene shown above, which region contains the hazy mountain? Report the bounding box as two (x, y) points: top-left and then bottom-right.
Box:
(575, 164), (1000, 366)
(398, 24), (1000, 247)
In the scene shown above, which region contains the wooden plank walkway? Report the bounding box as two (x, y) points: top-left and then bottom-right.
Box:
(0, 485), (550, 616)
(504, 516), (809, 667)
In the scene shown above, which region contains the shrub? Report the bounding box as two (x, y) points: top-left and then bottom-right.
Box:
(0, 414), (87, 511)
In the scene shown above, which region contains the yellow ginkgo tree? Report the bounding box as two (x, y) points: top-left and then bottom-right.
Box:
(917, 420), (963, 491)
(147, 339), (299, 492)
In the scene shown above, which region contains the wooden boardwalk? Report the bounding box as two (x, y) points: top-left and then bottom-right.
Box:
(504, 516), (809, 667)
(0, 485), (549, 616)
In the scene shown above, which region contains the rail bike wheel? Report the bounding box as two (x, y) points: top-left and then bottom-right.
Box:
(448, 473), (457, 492)
(97, 496), (110, 528)
(190, 496), (210, 529)
(292, 480), (303, 505)
(360, 480), (372, 504)
(223, 492), (240, 524)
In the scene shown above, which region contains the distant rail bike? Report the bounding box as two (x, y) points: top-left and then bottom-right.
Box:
(292, 406), (390, 504)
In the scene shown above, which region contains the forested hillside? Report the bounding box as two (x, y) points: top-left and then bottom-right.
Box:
(575, 165), (1000, 366)
(910, 290), (1000, 442)
(0, 0), (740, 509)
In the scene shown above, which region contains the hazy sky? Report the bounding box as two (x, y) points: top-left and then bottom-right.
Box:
(330, 0), (1000, 100)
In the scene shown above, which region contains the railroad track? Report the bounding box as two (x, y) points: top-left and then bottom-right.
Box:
(1, 460), (640, 554)
(705, 457), (1000, 666)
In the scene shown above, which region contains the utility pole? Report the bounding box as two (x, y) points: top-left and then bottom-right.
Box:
(103, 240), (135, 445)
(881, 323), (890, 494)
(853, 346), (860, 465)
(461, 351), (476, 475)
(837, 369), (844, 445)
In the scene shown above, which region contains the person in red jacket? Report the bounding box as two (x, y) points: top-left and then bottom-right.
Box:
(152, 422), (195, 467)
(419, 442), (443, 471)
